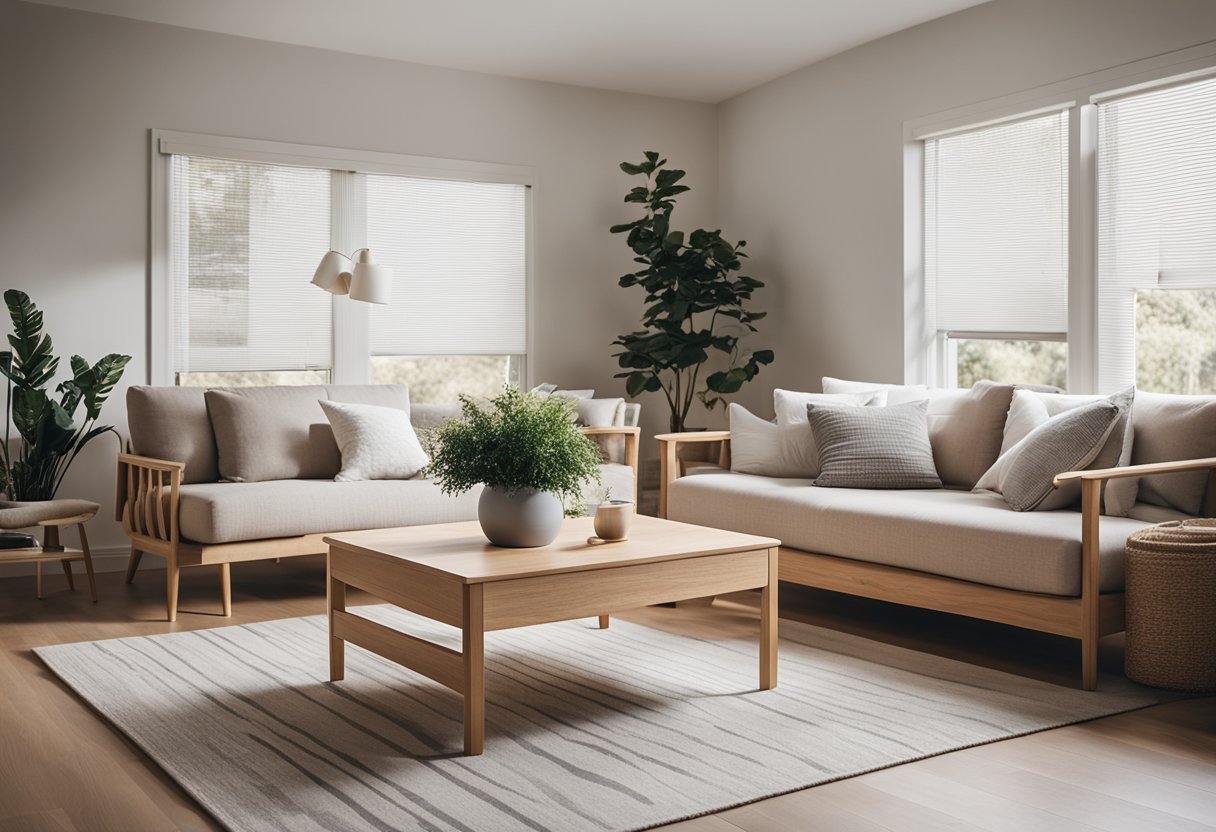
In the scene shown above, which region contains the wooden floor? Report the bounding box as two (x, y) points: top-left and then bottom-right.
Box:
(0, 558), (1212, 832)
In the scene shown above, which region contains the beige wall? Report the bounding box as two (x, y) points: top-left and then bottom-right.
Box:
(717, 0), (1216, 421)
(0, 0), (717, 558)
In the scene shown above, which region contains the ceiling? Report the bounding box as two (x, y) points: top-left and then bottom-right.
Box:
(28, 0), (991, 102)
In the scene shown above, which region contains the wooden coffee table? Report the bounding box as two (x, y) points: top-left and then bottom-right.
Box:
(324, 514), (780, 755)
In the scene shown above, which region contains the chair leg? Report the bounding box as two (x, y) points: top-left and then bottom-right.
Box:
(61, 560), (75, 591)
(219, 563), (232, 617)
(35, 561), (43, 600)
(166, 561), (180, 622)
(77, 523), (97, 604)
(125, 545), (143, 584)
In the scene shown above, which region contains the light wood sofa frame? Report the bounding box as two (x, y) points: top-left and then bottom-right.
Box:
(116, 426), (640, 622)
(657, 430), (1216, 690)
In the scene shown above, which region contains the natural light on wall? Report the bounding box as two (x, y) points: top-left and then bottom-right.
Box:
(1098, 74), (1216, 394)
(924, 110), (1069, 388)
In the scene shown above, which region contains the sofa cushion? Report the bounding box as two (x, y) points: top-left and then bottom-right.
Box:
(807, 399), (942, 489)
(319, 400), (428, 481)
(997, 399), (1122, 511)
(177, 479), (483, 544)
(980, 388), (1137, 515)
(667, 471), (1153, 595)
(126, 386), (218, 484)
(1130, 392), (1216, 516)
(924, 381), (1016, 489)
(205, 386), (339, 482)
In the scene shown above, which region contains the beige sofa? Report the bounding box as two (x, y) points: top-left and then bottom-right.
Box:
(116, 384), (639, 621)
(658, 385), (1216, 689)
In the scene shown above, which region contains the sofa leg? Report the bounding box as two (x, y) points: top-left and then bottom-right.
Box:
(125, 546), (143, 584)
(1081, 634), (1098, 691)
(219, 563), (232, 617)
(166, 562), (180, 622)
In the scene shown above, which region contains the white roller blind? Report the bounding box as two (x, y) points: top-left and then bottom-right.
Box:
(1097, 75), (1216, 391)
(925, 111), (1069, 334)
(367, 175), (527, 355)
(170, 156), (332, 373)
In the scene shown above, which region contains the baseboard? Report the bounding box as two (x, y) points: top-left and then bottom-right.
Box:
(0, 545), (132, 579)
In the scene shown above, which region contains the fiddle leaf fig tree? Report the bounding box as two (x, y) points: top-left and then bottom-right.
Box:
(0, 290), (131, 501)
(611, 151), (774, 432)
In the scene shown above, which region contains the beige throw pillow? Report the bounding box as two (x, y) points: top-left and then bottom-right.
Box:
(924, 381), (1016, 489)
(320, 400), (429, 481)
(1130, 392), (1216, 516)
(205, 387), (340, 482)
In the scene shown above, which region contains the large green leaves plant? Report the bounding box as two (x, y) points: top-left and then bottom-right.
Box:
(611, 151), (774, 432)
(426, 388), (602, 516)
(0, 290), (131, 501)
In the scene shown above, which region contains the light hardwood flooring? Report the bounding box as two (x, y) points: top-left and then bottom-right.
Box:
(0, 558), (1211, 832)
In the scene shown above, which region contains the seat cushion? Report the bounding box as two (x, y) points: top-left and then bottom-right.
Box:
(178, 479), (483, 544)
(667, 472), (1156, 596)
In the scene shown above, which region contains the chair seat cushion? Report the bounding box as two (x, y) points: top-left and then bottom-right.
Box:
(0, 499), (100, 529)
(178, 480), (482, 544)
(667, 472), (1157, 596)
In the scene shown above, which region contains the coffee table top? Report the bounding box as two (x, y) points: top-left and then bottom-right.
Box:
(324, 514), (779, 584)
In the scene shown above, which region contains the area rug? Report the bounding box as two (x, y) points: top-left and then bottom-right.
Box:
(36, 606), (1159, 832)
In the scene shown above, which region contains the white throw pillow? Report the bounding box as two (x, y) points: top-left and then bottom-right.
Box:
(976, 387), (1136, 515)
(821, 376), (930, 405)
(319, 400), (429, 482)
(773, 390), (884, 478)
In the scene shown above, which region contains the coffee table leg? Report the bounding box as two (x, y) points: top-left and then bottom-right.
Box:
(327, 555), (346, 682)
(463, 584), (485, 755)
(759, 547), (778, 690)
(598, 614), (610, 629)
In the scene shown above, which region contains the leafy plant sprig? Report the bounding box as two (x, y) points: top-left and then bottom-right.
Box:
(0, 290), (131, 501)
(611, 151), (774, 432)
(425, 387), (602, 517)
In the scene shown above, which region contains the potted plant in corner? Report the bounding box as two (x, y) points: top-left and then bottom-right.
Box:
(427, 387), (603, 548)
(1, 290), (131, 502)
(611, 151), (774, 432)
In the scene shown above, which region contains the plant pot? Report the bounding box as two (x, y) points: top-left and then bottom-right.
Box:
(478, 486), (564, 548)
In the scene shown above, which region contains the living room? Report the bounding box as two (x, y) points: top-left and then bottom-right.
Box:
(2, 0), (1215, 829)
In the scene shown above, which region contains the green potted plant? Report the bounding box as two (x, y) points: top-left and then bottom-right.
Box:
(0, 290), (131, 501)
(611, 151), (774, 433)
(427, 387), (603, 547)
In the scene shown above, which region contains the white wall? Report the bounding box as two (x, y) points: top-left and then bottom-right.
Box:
(717, 0), (1216, 420)
(0, 0), (718, 561)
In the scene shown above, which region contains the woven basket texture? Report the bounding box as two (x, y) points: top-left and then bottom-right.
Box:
(1125, 519), (1216, 692)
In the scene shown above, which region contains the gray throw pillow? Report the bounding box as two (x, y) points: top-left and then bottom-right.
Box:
(999, 399), (1121, 512)
(806, 399), (942, 489)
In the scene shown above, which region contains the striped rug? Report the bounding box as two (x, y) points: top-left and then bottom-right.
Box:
(36, 605), (1157, 832)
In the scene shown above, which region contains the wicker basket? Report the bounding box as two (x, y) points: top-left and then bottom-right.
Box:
(1125, 519), (1216, 692)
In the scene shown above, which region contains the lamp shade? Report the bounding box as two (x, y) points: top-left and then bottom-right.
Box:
(311, 251), (353, 295)
(348, 250), (392, 305)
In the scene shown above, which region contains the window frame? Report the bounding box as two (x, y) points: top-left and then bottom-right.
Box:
(903, 40), (1216, 393)
(149, 130), (536, 389)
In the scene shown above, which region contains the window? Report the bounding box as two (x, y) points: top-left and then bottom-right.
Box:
(923, 110), (1069, 388)
(1097, 76), (1216, 394)
(156, 133), (532, 397)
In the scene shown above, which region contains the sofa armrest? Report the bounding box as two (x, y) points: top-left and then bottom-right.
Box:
(1054, 456), (1216, 484)
(115, 453), (183, 544)
(655, 431), (732, 518)
(581, 426), (640, 505)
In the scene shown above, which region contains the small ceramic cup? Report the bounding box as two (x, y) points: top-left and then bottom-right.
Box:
(593, 500), (633, 541)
